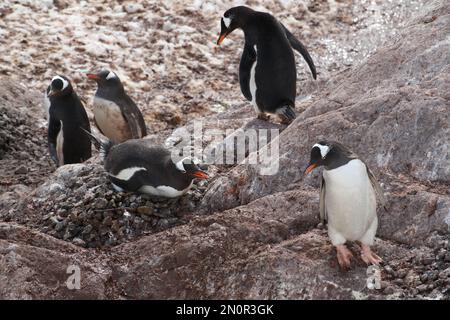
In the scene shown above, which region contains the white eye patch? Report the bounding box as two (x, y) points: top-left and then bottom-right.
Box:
(106, 71), (116, 80)
(51, 76), (69, 90)
(313, 143), (330, 159)
(175, 157), (189, 172)
(222, 16), (231, 28)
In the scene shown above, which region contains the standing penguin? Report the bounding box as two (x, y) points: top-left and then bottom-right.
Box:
(86, 70), (147, 143)
(304, 141), (386, 270)
(217, 6), (317, 123)
(46, 75), (92, 166)
(82, 130), (208, 198)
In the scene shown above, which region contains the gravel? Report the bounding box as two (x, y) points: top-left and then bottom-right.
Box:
(8, 161), (209, 248)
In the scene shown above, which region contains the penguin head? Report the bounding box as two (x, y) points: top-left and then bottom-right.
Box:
(175, 157), (208, 180)
(304, 141), (334, 176)
(217, 6), (254, 45)
(47, 75), (72, 97)
(87, 69), (123, 89)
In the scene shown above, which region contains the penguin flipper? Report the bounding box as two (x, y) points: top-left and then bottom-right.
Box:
(239, 41), (256, 101)
(281, 24), (317, 80)
(48, 114), (61, 165)
(366, 166), (387, 211)
(93, 116), (105, 136)
(119, 95), (148, 139)
(80, 127), (114, 160)
(319, 176), (327, 223)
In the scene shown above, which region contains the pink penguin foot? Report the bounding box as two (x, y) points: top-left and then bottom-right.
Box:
(360, 244), (383, 266)
(336, 244), (353, 270)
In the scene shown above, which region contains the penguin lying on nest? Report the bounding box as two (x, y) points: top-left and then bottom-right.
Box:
(217, 6), (317, 124)
(82, 130), (208, 198)
(304, 141), (386, 270)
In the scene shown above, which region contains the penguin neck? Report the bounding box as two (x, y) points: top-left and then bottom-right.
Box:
(96, 85), (125, 100)
(243, 26), (259, 47)
(168, 159), (195, 187)
(324, 153), (353, 171)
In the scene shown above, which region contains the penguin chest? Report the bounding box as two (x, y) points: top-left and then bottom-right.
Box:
(56, 121), (64, 166)
(323, 159), (377, 242)
(139, 181), (193, 198)
(93, 97), (131, 143)
(249, 45), (260, 113)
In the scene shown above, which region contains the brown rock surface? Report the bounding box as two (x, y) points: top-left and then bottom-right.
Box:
(0, 0), (448, 300)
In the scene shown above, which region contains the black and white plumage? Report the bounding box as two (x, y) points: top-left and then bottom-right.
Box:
(46, 75), (92, 166)
(82, 131), (208, 198)
(304, 141), (386, 270)
(87, 70), (147, 143)
(217, 6), (316, 123)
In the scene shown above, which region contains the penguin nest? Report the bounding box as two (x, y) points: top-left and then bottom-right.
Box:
(10, 161), (208, 248)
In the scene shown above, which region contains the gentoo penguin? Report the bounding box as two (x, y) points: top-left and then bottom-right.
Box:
(304, 141), (386, 270)
(86, 70), (147, 143)
(217, 6), (317, 123)
(82, 130), (208, 198)
(46, 75), (92, 166)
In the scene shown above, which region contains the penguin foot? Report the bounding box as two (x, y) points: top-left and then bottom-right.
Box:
(279, 115), (293, 125)
(257, 113), (270, 121)
(276, 105), (296, 124)
(335, 244), (353, 270)
(360, 244), (382, 266)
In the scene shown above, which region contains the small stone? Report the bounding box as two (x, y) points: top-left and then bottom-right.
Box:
(94, 198), (108, 209)
(420, 274), (428, 283)
(396, 269), (408, 279)
(417, 284), (428, 292)
(72, 238), (86, 247)
(14, 166), (28, 174)
(422, 256), (434, 265)
(57, 209), (68, 217)
(438, 268), (450, 279)
(103, 215), (113, 226)
(384, 265), (396, 277)
(380, 281), (389, 289)
(136, 206), (152, 215)
(384, 286), (395, 295)
(55, 221), (65, 232)
(82, 224), (93, 234)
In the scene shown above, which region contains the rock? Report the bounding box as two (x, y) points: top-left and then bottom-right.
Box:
(14, 166), (28, 174)
(417, 284), (428, 293)
(422, 256), (435, 265)
(384, 286), (395, 295)
(384, 265), (396, 277)
(200, 0), (450, 250)
(123, 3), (144, 14)
(136, 206), (152, 215)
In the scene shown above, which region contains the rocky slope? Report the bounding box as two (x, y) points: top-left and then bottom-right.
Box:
(0, 0), (449, 299)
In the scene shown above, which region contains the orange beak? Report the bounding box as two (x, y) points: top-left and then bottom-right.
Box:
(87, 73), (100, 80)
(304, 163), (316, 176)
(191, 171), (209, 180)
(217, 32), (228, 45)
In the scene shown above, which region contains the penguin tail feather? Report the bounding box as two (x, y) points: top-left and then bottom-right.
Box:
(277, 105), (296, 121)
(80, 127), (114, 160)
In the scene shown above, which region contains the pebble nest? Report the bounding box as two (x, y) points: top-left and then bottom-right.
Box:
(9, 162), (208, 248)
(379, 239), (450, 299)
